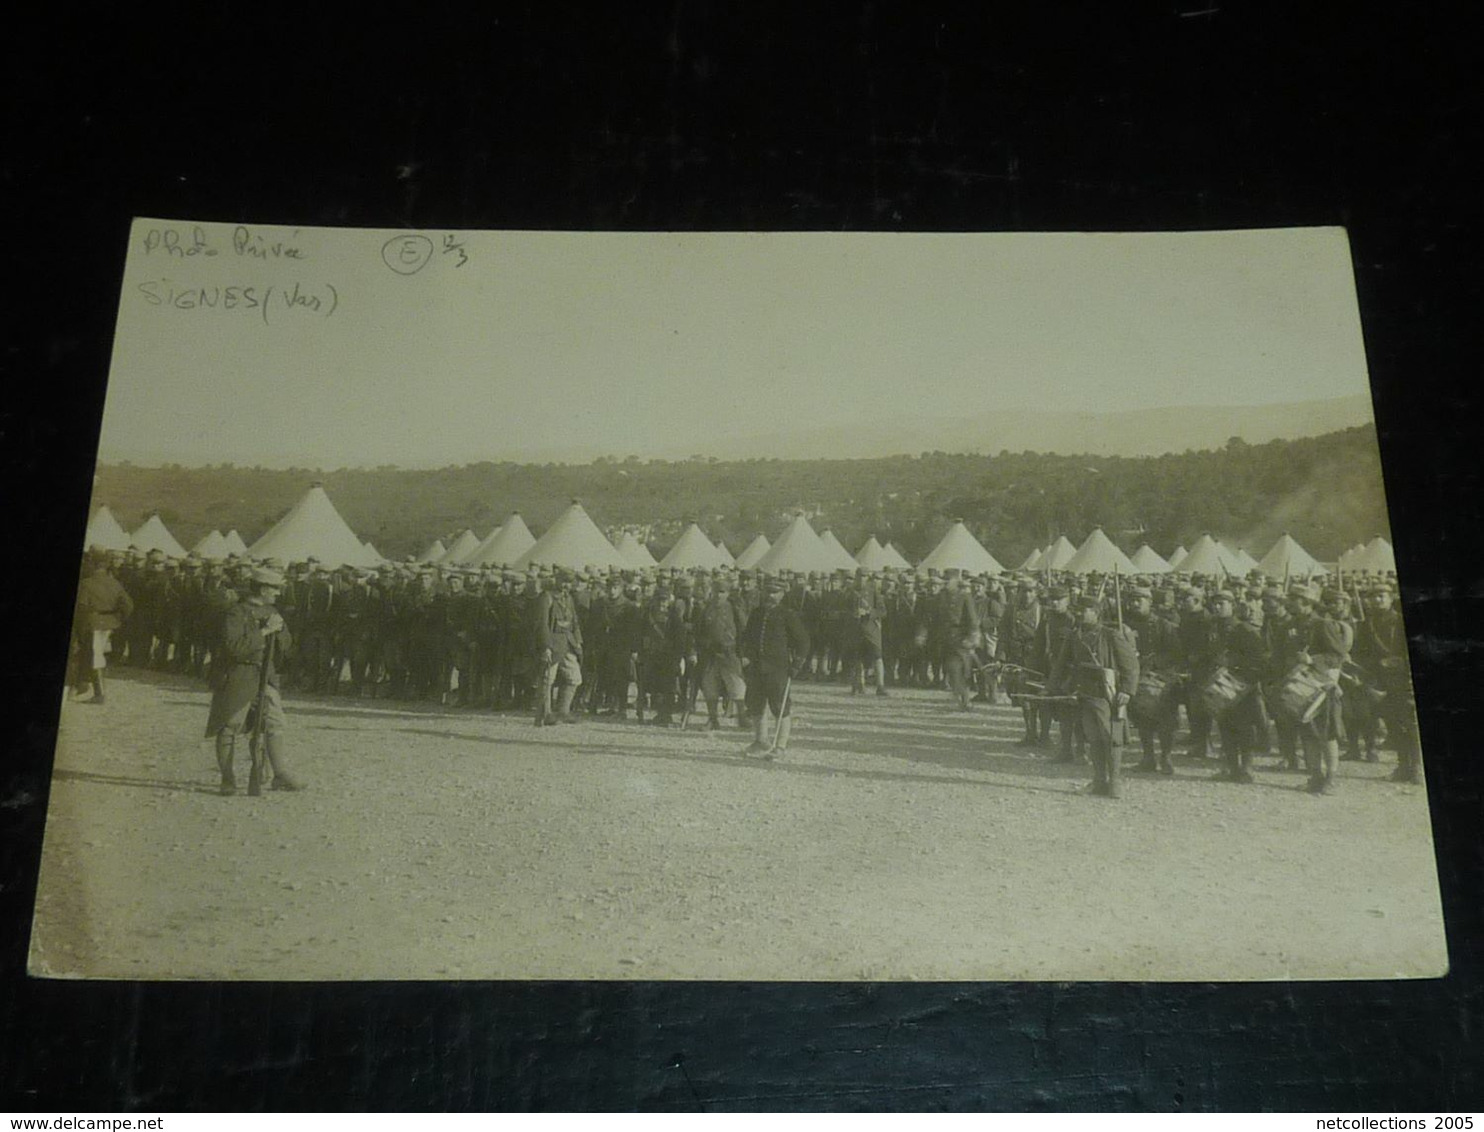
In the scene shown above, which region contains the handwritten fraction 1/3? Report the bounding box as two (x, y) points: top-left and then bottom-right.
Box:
(381, 233), (470, 275)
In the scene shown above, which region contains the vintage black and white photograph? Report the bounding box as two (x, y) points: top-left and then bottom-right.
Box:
(30, 220), (1447, 981)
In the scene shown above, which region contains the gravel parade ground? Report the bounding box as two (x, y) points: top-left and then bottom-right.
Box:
(29, 671), (1448, 982)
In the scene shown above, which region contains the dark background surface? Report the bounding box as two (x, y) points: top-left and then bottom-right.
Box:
(1, 6), (1480, 1111)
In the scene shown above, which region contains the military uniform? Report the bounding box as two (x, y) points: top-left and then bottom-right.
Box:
(1050, 600), (1140, 798)
(935, 573), (982, 711)
(69, 558), (134, 702)
(1124, 589), (1179, 773)
(203, 568), (302, 795)
(741, 583), (811, 755)
(694, 584), (747, 728)
(533, 579), (584, 724)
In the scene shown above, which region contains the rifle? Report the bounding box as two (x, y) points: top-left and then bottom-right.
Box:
(246, 632), (276, 797)
(1114, 563), (1123, 633)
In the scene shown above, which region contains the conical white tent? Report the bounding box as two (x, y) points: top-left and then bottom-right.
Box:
(1063, 528), (1138, 575)
(716, 541), (736, 566)
(882, 543), (913, 569)
(129, 514), (187, 558)
(755, 515), (838, 574)
(513, 501), (629, 570)
(362, 540), (385, 565)
(223, 530), (249, 556)
(1016, 547), (1043, 571)
(917, 521), (1004, 575)
(660, 524), (731, 569)
(1173, 534), (1241, 577)
(84, 505), (132, 552)
(1230, 547), (1261, 575)
(1257, 533), (1328, 580)
(735, 534), (771, 569)
(439, 529), (481, 565)
(817, 529), (861, 572)
(416, 539), (448, 564)
(468, 513), (536, 566)
(246, 484), (375, 569)
(1348, 536), (1396, 574)
(1167, 545), (1189, 571)
(192, 529), (230, 560)
(617, 531), (658, 568)
(854, 536), (896, 571)
(1041, 536), (1077, 571)
(1129, 544), (1171, 574)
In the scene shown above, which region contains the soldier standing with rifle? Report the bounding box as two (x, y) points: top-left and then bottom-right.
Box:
(1049, 592), (1140, 798)
(204, 566), (303, 796)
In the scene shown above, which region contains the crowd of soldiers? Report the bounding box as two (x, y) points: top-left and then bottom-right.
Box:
(76, 544), (1418, 795)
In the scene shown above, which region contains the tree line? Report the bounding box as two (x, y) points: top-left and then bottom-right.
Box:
(95, 425), (1389, 566)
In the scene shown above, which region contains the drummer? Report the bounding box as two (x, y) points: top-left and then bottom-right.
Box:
(1123, 584), (1179, 775)
(1297, 587), (1355, 795)
(1195, 590), (1270, 784)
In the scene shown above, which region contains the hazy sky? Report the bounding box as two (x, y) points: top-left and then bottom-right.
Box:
(100, 224), (1372, 467)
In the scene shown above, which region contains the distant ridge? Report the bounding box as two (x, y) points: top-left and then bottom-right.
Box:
(99, 394), (1374, 468)
(657, 394), (1374, 462)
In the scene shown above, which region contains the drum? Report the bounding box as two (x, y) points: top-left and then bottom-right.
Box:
(1199, 666), (1251, 716)
(1276, 663), (1335, 724)
(1129, 670), (1173, 722)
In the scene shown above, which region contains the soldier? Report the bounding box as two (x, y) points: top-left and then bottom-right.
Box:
(1298, 587), (1355, 795)
(1193, 590), (1270, 784)
(1049, 592), (1140, 798)
(935, 569), (982, 711)
(203, 566), (303, 795)
(845, 572), (888, 697)
(1123, 584), (1178, 774)
(694, 574), (748, 728)
(741, 576), (811, 758)
(973, 577), (1006, 704)
(611, 580), (646, 720)
(1003, 580), (1045, 746)
(1258, 587), (1298, 770)
(1334, 589), (1381, 763)
(403, 568), (442, 700)
(672, 575), (700, 718)
(885, 578), (924, 688)
(69, 551), (134, 704)
(1036, 586), (1077, 757)
(638, 585), (683, 726)
(532, 569), (585, 725)
(1174, 587), (1215, 761)
(441, 572), (481, 706)
(1360, 586), (1421, 783)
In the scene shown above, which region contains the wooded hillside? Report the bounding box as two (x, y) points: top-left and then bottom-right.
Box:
(91, 425), (1390, 566)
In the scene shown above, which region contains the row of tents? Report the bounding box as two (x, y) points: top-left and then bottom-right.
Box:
(83, 485), (1399, 579)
